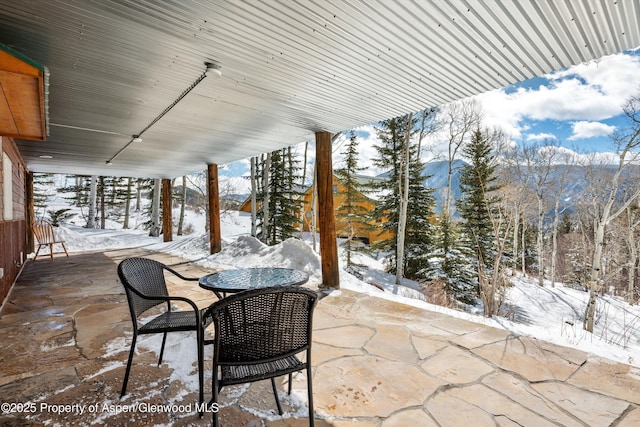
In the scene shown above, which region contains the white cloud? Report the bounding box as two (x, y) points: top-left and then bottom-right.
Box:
(474, 51), (640, 139)
(534, 145), (619, 165)
(526, 133), (557, 142)
(218, 175), (250, 195)
(568, 121), (616, 140)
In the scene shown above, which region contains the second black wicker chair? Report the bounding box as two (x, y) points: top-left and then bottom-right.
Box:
(118, 257), (211, 411)
(203, 286), (318, 427)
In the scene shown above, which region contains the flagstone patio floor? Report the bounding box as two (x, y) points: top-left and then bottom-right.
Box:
(1, 248), (639, 426)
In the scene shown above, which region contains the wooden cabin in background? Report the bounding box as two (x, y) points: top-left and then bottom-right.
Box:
(239, 174), (393, 246)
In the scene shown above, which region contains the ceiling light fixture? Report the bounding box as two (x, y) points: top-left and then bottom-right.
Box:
(105, 61), (221, 165)
(205, 62), (222, 78)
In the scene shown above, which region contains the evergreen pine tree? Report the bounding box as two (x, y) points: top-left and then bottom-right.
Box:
(58, 175), (90, 209)
(426, 214), (478, 304)
(334, 131), (369, 270)
(403, 146), (437, 279)
(369, 117), (403, 269)
(101, 176), (130, 223)
(559, 212), (573, 234)
(257, 148), (303, 245)
(369, 115), (436, 279)
(33, 173), (56, 218)
(457, 128), (501, 284)
(141, 178), (160, 232)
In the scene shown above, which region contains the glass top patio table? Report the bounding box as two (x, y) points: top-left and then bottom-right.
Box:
(199, 267), (309, 298)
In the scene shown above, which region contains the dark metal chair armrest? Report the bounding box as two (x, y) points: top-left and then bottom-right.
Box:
(162, 264), (200, 282)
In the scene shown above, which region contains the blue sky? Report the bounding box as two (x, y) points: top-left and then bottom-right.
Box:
(220, 47), (640, 192)
(477, 48), (640, 153)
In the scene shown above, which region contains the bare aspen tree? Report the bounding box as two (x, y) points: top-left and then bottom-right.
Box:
(496, 134), (532, 276)
(177, 176), (186, 236)
(149, 178), (161, 237)
(584, 93), (640, 332)
(310, 159), (318, 251)
(99, 176), (106, 230)
(87, 175), (97, 229)
(521, 219), (528, 274)
(441, 99), (482, 217)
(288, 145), (294, 211)
(300, 141), (308, 236)
(417, 107), (440, 157)
(250, 156), (257, 237)
(261, 152), (271, 244)
(522, 141), (557, 286)
(548, 151), (574, 286)
(123, 177), (133, 229)
(396, 113), (413, 284)
(621, 205), (640, 304)
(186, 172), (209, 231)
(480, 192), (514, 317)
(135, 178), (142, 212)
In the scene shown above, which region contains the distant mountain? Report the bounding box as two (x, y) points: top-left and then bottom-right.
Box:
(370, 159), (638, 217)
(422, 160), (639, 217)
(510, 163), (640, 216)
(374, 159), (466, 214)
(422, 159), (467, 213)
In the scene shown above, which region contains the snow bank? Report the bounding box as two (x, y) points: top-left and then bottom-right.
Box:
(36, 210), (640, 368)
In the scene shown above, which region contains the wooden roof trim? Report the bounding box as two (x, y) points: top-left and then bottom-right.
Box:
(0, 44), (47, 141)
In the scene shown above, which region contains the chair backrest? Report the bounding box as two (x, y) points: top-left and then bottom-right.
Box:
(33, 219), (57, 244)
(206, 286), (318, 364)
(118, 257), (170, 319)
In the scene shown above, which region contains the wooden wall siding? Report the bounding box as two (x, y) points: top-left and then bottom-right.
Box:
(0, 220), (26, 304)
(11, 154), (26, 221)
(2, 136), (28, 169)
(26, 172), (34, 253)
(0, 140), (3, 216)
(2, 137), (26, 220)
(1, 137), (28, 305)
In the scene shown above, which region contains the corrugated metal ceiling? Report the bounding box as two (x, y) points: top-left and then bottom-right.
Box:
(0, 0), (639, 178)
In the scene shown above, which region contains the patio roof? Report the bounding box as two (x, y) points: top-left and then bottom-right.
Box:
(1, 1), (639, 178)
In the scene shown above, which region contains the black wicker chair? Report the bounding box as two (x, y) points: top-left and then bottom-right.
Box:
(203, 286), (318, 427)
(118, 257), (211, 411)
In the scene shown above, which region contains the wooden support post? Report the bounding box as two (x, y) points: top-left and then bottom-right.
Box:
(208, 164), (222, 254)
(26, 171), (34, 253)
(316, 131), (340, 289)
(162, 179), (172, 242)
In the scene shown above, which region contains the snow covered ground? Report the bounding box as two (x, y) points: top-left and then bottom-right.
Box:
(48, 208), (640, 368)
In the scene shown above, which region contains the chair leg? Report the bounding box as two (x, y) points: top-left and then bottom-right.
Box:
(270, 377), (283, 415)
(34, 244), (42, 261)
(212, 371), (219, 427)
(121, 334), (138, 397)
(288, 372), (293, 394)
(49, 243), (54, 261)
(61, 242), (69, 257)
(307, 368), (314, 427)
(197, 328), (204, 416)
(158, 331), (168, 366)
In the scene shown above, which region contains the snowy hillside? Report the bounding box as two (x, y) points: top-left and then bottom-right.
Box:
(43, 207), (640, 368)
